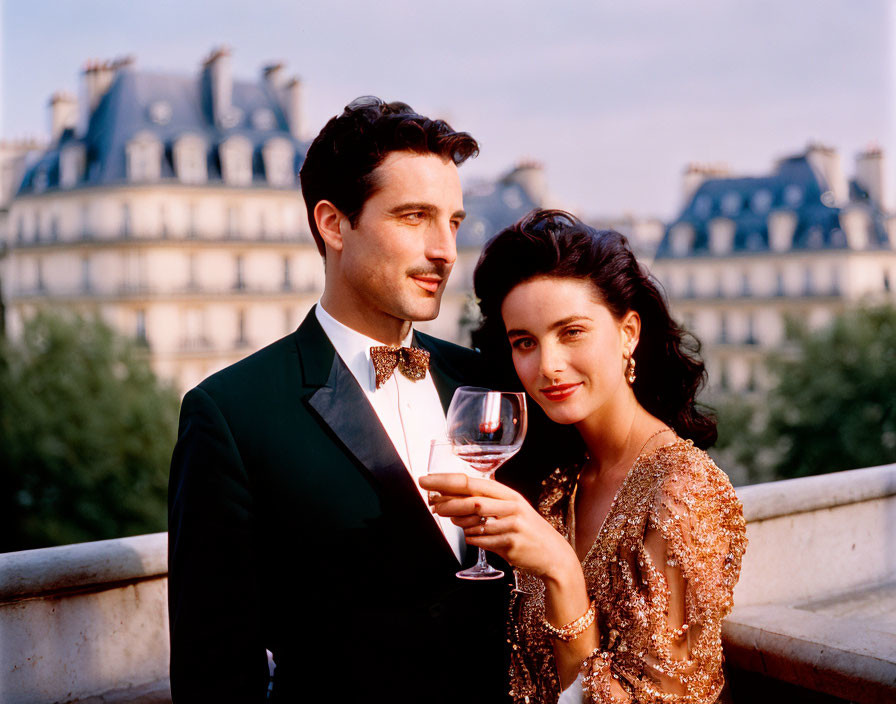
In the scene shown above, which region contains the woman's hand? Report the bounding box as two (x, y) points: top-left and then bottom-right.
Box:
(419, 473), (579, 583)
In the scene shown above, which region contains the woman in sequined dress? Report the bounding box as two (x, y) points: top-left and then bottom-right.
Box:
(421, 210), (747, 703)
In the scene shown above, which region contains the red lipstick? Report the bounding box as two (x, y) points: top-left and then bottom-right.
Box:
(539, 382), (581, 402)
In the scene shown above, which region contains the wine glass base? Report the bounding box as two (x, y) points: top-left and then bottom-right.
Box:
(456, 564), (505, 580)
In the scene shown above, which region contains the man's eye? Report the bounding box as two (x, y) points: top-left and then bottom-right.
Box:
(404, 212), (424, 223)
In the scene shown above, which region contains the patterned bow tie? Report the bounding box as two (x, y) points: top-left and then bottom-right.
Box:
(370, 346), (431, 389)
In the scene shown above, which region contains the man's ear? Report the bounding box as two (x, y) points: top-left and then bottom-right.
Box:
(621, 310), (641, 357)
(314, 200), (348, 253)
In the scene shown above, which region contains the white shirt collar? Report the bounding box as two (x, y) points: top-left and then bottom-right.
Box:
(314, 302), (415, 393)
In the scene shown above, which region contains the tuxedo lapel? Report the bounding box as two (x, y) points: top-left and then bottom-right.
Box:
(298, 312), (459, 570)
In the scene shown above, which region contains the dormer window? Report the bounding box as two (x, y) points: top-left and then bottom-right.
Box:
(708, 217), (735, 255)
(174, 134), (208, 185)
(262, 138), (294, 187)
(126, 132), (162, 183)
(721, 192), (741, 216)
(60, 143), (86, 188)
(219, 135), (253, 187)
(750, 189), (773, 214)
(669, 223), (695, 257)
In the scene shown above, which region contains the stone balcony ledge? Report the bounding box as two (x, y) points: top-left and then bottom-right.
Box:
(723, 462), (896, 702)
(2, 465), (895, 703)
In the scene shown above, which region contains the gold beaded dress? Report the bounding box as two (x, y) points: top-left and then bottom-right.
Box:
(508, 439), (747, 704)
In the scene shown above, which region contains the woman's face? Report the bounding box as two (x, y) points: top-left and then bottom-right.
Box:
(501, 276), (639, 426)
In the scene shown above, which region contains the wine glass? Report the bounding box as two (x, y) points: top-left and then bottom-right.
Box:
(446, 386), (527, 580)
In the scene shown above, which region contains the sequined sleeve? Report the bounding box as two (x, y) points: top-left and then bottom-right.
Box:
(580, 451), (747, 704)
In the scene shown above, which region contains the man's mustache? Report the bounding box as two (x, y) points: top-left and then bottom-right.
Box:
(406, 263), (452, 279)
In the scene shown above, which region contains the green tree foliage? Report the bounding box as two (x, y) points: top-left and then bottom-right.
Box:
(765, 305), (896, 478)
(0, 311), (180, 552)
(713, 305), (896, 482)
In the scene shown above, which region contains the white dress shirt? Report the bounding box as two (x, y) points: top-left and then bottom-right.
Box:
(315, 303), (466, 563)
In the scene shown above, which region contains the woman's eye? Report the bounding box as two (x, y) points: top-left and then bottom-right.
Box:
(564, 328), (584, 339)
(511, 338), (535, 350)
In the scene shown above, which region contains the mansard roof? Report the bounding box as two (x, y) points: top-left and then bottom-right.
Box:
(656, 153), (891, 258)
(17, 65), (306, 195)
(456, 170), (540, 249)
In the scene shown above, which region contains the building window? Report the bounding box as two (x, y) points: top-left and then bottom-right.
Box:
(16, 216), (24, 245)
(775, 269), (785, 297)
(685, 273), (695, 298)
(136, 309), (147, 345)
(740, 271), (751, 297)
(234, 255), (245, 290)
(884, 270), (891, 293)
(282, 256), (291, 290)
(746, 363), (757, 392)
(803, 267), (814, 296)
(188, 203), (198, 239)
(718, 359), (729, 391)
(36, 259), (45, 292)
(227, 207), (239, 239)
(718, 313), (728, 344)
(49, 216), (59, 242)
(122, 204), (132, 238)
(80, 205), (90, 240)
(187, 254), (198, 290)
(159, 204), (168, 238)
(716, 273), (725, 298)
(283, 307), (294, 333)
(262, 137), (294, 188)
(220, 136), (253, 187)
(126, 133), (162, 182)
(831, 266), (841, 295)
(745, 313), (756, 345)
(259, 212), (268, 240)
(81, 256), (91, 292)
(174, 135), (208, 185)
(236, 310), (248, 346)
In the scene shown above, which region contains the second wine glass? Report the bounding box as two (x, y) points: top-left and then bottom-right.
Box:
(446, 386), (527, 580)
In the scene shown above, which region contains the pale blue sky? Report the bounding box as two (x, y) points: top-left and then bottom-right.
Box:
(2, 0), (893, 218)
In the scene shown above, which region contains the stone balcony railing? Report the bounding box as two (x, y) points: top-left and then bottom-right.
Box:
(1, 465), (894, 703)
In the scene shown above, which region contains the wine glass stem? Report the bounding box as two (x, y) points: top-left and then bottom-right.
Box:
(476, 546), (489, 571)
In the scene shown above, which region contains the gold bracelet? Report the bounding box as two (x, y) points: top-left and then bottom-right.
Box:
(541, 600), (596, 642)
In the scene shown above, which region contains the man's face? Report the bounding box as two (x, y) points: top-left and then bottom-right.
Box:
(335, 151), (465, 329)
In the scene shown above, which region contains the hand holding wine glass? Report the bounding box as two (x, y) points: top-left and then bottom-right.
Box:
(444, 386), (526, 580)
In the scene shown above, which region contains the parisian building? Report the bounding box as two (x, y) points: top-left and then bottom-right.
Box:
(3, 49), (314, 392)
(650, 144), (896, 393)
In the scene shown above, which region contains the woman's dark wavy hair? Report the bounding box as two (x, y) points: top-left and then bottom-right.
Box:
(472, 209), (717, 449)
(299, 96), (479, 257)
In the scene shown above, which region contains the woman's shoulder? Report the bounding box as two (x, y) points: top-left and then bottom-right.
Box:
(645, 439), (742, 515)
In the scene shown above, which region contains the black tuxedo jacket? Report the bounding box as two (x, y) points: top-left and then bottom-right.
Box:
(168, 309), (510, 703)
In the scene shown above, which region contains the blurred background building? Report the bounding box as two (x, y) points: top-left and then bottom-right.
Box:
(650, 144), (896, 392)
(2, 49), (311, 392)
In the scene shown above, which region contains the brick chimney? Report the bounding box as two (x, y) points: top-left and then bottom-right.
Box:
(262, 62), (285, 88)
(48, 91), (77, 141)
(284, 77), (303, 140)
(204, 47), (233, 128)
(855, 146), (890, 212)
(805, 143), (849, 206)
(682, 163), (729, 204)
(83, 56), (133, 115)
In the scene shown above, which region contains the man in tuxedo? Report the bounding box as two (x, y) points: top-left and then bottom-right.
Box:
(168, 98), (509, 702)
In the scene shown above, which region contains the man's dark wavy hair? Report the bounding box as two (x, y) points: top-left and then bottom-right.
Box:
(299, 96), (479, 256)
(472, 209), (717, 449)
